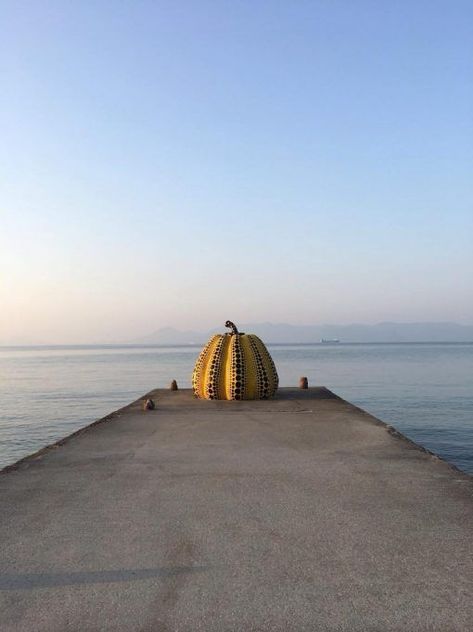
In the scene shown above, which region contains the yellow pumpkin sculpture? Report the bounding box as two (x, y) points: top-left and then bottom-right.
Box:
(192, 321), (279, 400)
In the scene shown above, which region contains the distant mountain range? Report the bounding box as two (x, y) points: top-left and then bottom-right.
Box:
(134, 322), (473, 344)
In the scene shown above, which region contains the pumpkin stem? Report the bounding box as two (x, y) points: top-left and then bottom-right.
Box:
(225, 320), (239, 335)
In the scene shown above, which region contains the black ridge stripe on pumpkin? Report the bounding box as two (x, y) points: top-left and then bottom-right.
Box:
(211, 336), (226, 400)
(258, 337), (279, 395)
(230, 333), (245, 400)
(248, 336), (266, 398)
(255, 335), (278, 383)
(242, 335), (259, 399)
(229, 334), (236, 400)
(203, 336), (217, 399)
(239, 336), (246, 400)
(192, 335), (216, 398)
(251, 335), (279, 397)
(201, 336), (220, 398)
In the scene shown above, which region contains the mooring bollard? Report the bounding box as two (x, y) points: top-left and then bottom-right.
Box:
(143, 398), (156, 410)
(299, 377), (308, 389)
(170, 380), (178, 391)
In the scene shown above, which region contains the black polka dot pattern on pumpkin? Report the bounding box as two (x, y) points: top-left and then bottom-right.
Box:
(192, 329), (279, 400)
(230, 333), (246, 400)
(205, 335), (226, 399)
(192, 335), (218, 398)
(251, 335), (279, 398)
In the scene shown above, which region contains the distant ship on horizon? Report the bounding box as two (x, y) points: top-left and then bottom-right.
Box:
(320, 338), (340, 344)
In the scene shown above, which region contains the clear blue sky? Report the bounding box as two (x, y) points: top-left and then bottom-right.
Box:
(1, 1), (472, 343)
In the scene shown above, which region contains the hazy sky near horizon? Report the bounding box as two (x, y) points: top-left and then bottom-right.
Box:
(1, 1), (472, 343)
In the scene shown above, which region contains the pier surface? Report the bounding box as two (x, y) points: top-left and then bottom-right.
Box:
(1, 388), (472, 631)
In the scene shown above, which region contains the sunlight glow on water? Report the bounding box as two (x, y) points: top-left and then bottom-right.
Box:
(1, 343), (472, 474)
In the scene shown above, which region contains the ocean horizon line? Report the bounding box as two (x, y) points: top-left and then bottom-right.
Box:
(1, 341), (473, 350)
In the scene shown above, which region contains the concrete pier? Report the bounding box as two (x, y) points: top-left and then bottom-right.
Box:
(1, 388), (472, 631)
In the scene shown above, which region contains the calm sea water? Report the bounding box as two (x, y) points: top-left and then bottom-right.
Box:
(0, 343), (472, 474)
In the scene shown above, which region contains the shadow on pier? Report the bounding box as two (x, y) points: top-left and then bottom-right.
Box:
(0, 566), (207, 591)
